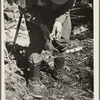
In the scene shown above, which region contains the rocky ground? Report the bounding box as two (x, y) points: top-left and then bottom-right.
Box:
(4, 0), (93, 100)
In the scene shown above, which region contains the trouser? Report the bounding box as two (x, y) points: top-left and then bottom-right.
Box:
(26, 13), (71, 64)
(25, 7), (71, 81)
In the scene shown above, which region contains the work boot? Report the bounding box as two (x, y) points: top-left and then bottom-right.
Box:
(28, 62), (44, 98)
(54, 57), (65, 69)
(28, 80), (44, 98)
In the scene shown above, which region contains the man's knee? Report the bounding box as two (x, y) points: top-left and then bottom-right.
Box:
(62, 14), (71, 41)
(56, 14), (71, 43)
(28, 53), (42, 64)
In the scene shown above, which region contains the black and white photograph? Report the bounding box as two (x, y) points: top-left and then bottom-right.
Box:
(2, 0), (99, 100)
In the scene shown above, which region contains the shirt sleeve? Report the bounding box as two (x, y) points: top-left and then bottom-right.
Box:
(55, 0), (75, 24)
(55, 12), (69, 24)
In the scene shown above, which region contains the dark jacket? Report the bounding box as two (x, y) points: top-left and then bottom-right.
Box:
(17, 0), (75, 26)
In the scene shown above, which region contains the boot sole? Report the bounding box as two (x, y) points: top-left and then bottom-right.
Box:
(28, 90), (44, 98)
(28, 80), (44, 98)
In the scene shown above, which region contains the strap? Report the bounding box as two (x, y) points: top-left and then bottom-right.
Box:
(13, 14), (23, 45)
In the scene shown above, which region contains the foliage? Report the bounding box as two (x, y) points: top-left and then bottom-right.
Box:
(4, 0), (93, 100)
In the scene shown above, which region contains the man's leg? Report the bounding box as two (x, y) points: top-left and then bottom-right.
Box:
(52, 13), (71, 52)
(61, 13), (71, 42)
(28, 53), (44, 98)
(25, 21), (45, 98)
(53, 13), (72, 69)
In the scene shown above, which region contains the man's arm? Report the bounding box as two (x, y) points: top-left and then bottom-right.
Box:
(55, 0), (76, 24)
(50, 0), (76, 40)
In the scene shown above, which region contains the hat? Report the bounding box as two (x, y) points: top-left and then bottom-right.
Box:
(51, 0), (69, 4)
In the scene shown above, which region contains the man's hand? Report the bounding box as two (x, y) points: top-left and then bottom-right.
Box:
(50, 21), (62, 40)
